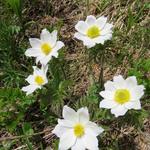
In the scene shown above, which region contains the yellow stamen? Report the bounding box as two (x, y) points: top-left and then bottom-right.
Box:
(74, 123), (85, 137)
(87, 25), (100, 39)
(114, 89), (130, 104)
(35, 76), (44, 85)
(41, 43), (52, 55)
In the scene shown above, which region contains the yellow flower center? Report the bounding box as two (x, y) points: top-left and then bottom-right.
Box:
(35, 76), (44, 85)
(87, 25), (100, 39)
(41, 43), (52, 55)
(114, 89), (130, 104)
(74, 123), (85, 137)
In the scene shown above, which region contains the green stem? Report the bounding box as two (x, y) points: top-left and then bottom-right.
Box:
(11, 35), (17, 59)
(60, 63), (67, 80)
(59, 59), (67, 80)
(54, 58), (67, 80)
(98, 50), (105, 89)
(87, 48), (96, 82)
(25, 137), (33, 150)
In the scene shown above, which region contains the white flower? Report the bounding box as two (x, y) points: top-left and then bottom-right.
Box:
(22, 65), (48, 95)
(52, 105), (104, 150)
(25, 28), (64, 65)
(74, 15), (113, 48)
(99, 75), (145, 117)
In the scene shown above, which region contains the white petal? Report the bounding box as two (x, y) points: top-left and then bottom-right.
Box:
(74, 32), (86, 41)
(52, 51), (58, 58)
(51, 30), (57, 47)
(99, 91), (114, 100)
(29, 38), (41, 47)
(77, 107), (89, 124)
(124, 100), (141, 110)
(101, 29), (112, 36)
(33, 66), (42, 76)
(33, 66), (38, 73)
(85, 15), (96, 26)
(104, 81), (116, 91)
(113, 75), (126, 88)
(40, 29), (56, 47)
(41, 64), (48, 75)
(75, 21), (88, 34)
(125, 76), (137, 88)
(86, 121), (104, 136)
(101, 23), (113, 35)
(36, 56), (43, 64)
(99, 99), (118, 109)
(93, 36), (105, 44)
(104, 23), (113, 30)
(93, 33), (112, 44)
(59, 129), (76, 150)
(25, 75), (34, 84)
(63, 105), (78, 123)
(58, 119), (74, 127)
(83, 38), (96, 48)
(32, 66), (47, 85)
(83, 130), (99, 150)
(40, 55), (51, 66)
(44, 78), (48, 85)
(74, 33), (96, 48)
(71, 139), (85, 150)
(111, 105), (128, 117)
(25, 48), (41, 57)
(133, 100), (141, 110)
(124, 101), (135, 109)
(113, 75), (124, 82)
(21, 85), (37, 95)
(131, 85), (145, 100)
(52, 125), (71, 138)
(45, 40), (64, 60)
(102, 33), (112, 40)
(96, 16), (107, 29)
(40, 29), (51, 41)
(52, 41), (64, 53)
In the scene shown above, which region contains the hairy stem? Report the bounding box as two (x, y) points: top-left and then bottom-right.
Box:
(98, 51), (105, 89)
(87, 48), (96, 81)
(59, 59), (67, 80)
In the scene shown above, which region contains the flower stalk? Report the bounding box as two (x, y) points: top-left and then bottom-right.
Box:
(98, 48), (105, 89)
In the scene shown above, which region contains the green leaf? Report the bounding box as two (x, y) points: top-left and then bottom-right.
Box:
(23, 122), (34, 135)
(6, 0), (22, 18)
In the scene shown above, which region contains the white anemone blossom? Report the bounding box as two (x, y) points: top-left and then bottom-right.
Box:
(99, 75), (145, 117)
(74, 15), (113, 48)
(22, 65), (48, 95)
(52, 105), (104, 150)
(25, 28), (64, 65)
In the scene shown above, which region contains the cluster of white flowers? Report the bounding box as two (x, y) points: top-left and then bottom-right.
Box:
(22, 29), (64, 95)
(21, 15), (145, 150)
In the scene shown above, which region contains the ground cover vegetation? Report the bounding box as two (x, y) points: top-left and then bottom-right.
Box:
(0, 0), (150, 149)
